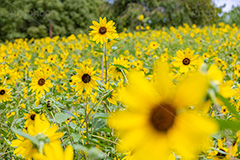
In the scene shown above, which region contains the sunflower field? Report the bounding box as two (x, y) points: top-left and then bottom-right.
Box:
(1, 17), (240, 160)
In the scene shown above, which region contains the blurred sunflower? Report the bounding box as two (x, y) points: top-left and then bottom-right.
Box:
(148, 41), (159, 50)
(29, 70), (53, 97)
(0, 86), (11, 103)
(11, 129), (38, 159)
(71, 64), (100, 95)
(89, 17), (117, 44)
(173, 48), (199, 73)
(33, 141), (73, 160)
(108, 62), (218, 160)
(11, 115), (64, 159)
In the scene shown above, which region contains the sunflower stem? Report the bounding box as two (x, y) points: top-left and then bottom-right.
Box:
(101, 44), (105, 83)
(104, 42), (107, 84)
(101, 42), (108, 84)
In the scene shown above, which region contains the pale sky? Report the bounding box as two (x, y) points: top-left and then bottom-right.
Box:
(213, 0), (240, 12)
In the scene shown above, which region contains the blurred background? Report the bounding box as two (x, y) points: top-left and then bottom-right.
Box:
(0, 0), (239, 41)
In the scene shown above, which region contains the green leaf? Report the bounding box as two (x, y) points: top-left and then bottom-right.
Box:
(35, 104), (44, 109)
(62, 110), (78, 120)
(92, 113), (109, 119)
(70, 122), (77, 130)
(95, 49), (103, 53)
(71, 133), (80, 142)
(55, 101), (65, 108)
(217, 119), (240, 131)
(211, 147), (228, 155)
(54, 113), (71, 124)
(113, 64), (129, 71)
(73, 144), (88, 153)
(88, 147), (106, 159)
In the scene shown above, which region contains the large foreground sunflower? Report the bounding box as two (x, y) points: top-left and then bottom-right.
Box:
(89, 17), (117, 44)
(108, 62), (218, 160)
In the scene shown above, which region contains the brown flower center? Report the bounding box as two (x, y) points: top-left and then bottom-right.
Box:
(149, 104), (176, 132)
(99, 27), (107, 35)
(82, 74), (91, 83)
(0, 89), (5, 95)
(30, 114), (36, 120)
(38, 78), (45, 86)
(182, 58), (190, 65)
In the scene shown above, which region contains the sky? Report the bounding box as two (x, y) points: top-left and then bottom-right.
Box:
(213, 0), (240, 12)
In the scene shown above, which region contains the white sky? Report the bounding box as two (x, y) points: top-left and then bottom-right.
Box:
(213, 0), (240, 12)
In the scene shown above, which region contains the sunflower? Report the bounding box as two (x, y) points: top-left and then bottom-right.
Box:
(148, 41), (159, 50)
(89, 17), (117, 44)
(207, 138), (238, 159)
(108, 62), (218, 160)
(33, 141), (73, 160)
(24, 110), (46, 128)
(11, 129), (38, 159)
(11, 115), (64, 159)
(172, 48), (199, 73)
(0, 86), (11, 103)
(71, 64), (100, 95)
(29, 70), (53, 97)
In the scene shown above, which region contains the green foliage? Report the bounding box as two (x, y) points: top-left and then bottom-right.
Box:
(220, 7), (240, 25)
(0, 0), (106, 41)
(106, 0), (221, 31)
(0, 0), (222, 41)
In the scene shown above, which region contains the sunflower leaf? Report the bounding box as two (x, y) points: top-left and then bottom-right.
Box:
(113, 64), (129, 71)
(54, 113), (71, 124)
(62, 110), (78, 120)
(216, 119), (240, 131)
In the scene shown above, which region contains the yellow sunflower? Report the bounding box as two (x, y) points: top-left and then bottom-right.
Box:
(24, 110), (46, 128)
(71, 64), (100, 95)
(29, 70), (53, 97)
(172, 48), (199, 73)
(108, 62), (218, 160)
(33, 141), (73, 160)
(0, 86), (11, 103)
(11, 115), (64, 159)
(207, 139), (238, 159)
(89, 17), (117, 44)
(11, 129), (38, 159)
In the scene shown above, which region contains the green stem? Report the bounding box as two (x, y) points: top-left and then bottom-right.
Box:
(104, 43), (107, 84)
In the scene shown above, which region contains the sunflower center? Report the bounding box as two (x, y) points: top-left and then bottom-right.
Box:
(149, 104), (176, 132)
(182, 58), (190, 65)
(38, 78), (45, 86)
(116, 67), (121, 72)
(30, 114), (36, 120)
(82, 74), (91, 83)
(0, 89), (5, 95)
(99, 27), (107, 35)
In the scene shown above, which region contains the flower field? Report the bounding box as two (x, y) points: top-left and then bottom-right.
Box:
(1, 18), (240, 159)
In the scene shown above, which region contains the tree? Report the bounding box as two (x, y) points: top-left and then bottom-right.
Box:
(0, 0), (107, 41)
(106, 0), (222, 31)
